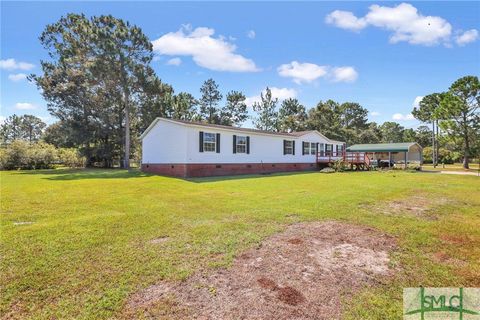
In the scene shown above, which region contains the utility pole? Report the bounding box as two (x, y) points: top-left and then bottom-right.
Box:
(432, 121), (437, 168)
(436, 119), (439, 167)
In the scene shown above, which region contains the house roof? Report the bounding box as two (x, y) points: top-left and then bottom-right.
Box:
(346, 142), (421, 152)
(165, 118), (300, 137)
(140, 117), (345, 143)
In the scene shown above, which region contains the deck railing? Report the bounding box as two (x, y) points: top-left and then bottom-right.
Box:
(317, 151), (370, 165)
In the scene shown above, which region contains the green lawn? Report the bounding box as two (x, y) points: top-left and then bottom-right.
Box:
(1, 169), (479, 319)
(422, 162), (480, 173)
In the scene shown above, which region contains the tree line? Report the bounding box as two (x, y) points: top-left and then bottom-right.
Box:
(412, 76), (479, 169)
(1, 13), (478, 169)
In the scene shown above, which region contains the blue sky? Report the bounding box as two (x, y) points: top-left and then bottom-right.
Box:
(1, 1), (479, 128)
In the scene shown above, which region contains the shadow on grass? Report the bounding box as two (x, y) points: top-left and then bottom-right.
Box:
(17, 168), (154, 181)
(16, 168), (331, 182)
(185, 170), (322, 183)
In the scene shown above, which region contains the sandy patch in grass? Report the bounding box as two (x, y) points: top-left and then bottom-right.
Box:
(360, 193), (452, 220)
(13, 221), (34, 226)
(125, 221), (396, 320)
(149, 236), (170, 244)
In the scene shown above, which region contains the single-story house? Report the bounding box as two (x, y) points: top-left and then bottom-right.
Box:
(140, 117), (346, 177)
(346, 142), (423, 167)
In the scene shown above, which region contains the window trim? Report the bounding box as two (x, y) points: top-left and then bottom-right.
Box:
(302, 141), (309, 155)
(235, 135), (247, 154)
(284, 140), (294, 155)
(202, 132), (216, 153)
(310, 142), (316, 155)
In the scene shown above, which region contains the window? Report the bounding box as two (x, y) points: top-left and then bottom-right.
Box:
(203, 132), (216, 152)
(337, 144), (344, 154)
(236, 136), (247, 153)
(326, 144), (333, 155)
(284, 140), (294, 155)
(310, 143), (316, 155)
(303, 142), (310, 155)
(303, 142), (318, 155)
(319, 143), (325, 156)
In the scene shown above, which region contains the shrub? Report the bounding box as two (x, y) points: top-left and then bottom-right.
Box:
(330, 159), (349, 172)
(58, 148), (86, 168)
(27, 142), (57, 169)
(423, 147), (460, 164)
(0, 141), (85, 170)
(0, 140), (31, 170)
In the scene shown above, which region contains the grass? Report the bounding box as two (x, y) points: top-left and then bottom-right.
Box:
(422, 162), (480, 173)
(1, 168), (479, 319)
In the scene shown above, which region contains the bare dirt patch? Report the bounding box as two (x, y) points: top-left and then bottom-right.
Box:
(125, 221), (396, 320)
(360, 193), (451, 220)
(149, 236), (169, 244)
(13, 221), (34, 226)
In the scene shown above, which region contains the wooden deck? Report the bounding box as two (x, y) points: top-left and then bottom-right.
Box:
(316, 151), (371, 170)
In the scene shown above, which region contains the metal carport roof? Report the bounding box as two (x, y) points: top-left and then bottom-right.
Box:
(346, 142), (421, 153)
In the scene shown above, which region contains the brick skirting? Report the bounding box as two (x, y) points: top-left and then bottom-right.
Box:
(141, 162), (318, 178)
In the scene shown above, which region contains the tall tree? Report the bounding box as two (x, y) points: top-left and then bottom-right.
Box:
(278, 98), (307, 132)
(252, 87), (279, 131)
(338, 102), (369, 144)
(412, 93), (444, 167)
(199, 79), (222, 124)
(379, 121), (404, 143)
(91, 15), (155, 169)
(402, 128), (417, 143)
(137, 78), (174, 132)
(32, 13), (158, 168)
(306, 100), (342, 141)
(438, 76), (480, 169)
(171, 92), (199, 121)
(357, 122), (382, 144)
(0, 115), (23, 144)
(21, 115), (47, 143)
(415, 125), (433, 147)
(0, 114), (46, 144)
(42, 121), (74, 148)
(220, 91), (248, 126)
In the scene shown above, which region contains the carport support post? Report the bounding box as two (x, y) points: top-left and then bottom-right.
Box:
(404, 151), (408, 170)
(388, 152), (391, 168)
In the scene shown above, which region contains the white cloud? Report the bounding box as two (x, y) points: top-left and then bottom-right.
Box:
(277, 61), (328, 84)
(277, 61), (358, 84)
(325, 10), (367, 32)
(392, 113), (415, 121)
(0, 58), (35, 71)
(247, 30), (256, 39)
(455, 29), (479, 46)
(326, 3), (453, 46)
(166, 57), (182, 66)
(15, 102), (37, 110)
(152, 25), (259, 72)
(8, 73), (27, 82)
(413, 96), (424, 108)
(370, 111), (380, 116)
(331, 66), (358, 83)
(245, 87), (297, 106)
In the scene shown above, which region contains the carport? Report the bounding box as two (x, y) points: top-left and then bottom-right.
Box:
(346, 142), (423, 169)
